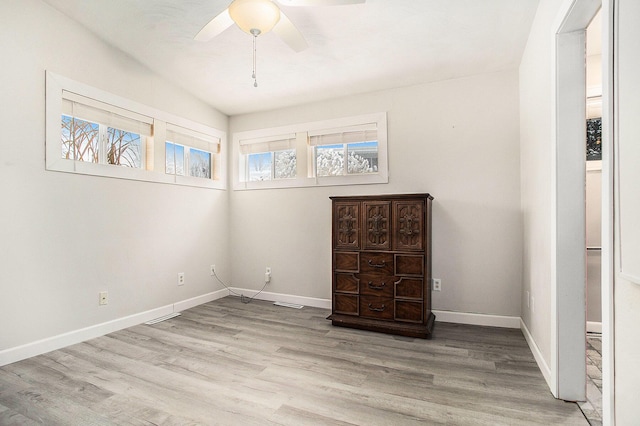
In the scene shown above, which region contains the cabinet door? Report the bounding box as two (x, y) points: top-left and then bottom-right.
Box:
(363, 201), (391, 250)
(334, 201), (360, 249)
(393, 200), (425, 251)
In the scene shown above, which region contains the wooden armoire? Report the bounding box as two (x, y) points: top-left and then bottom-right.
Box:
(328, 193), (435, 338)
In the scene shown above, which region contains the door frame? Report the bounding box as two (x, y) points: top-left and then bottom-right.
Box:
(552, 0), (602, 403)
(553, 0), (614, 423)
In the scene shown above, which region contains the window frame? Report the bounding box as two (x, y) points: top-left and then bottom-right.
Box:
(232, 112), (387, 190)
(46, 72), (226, 190)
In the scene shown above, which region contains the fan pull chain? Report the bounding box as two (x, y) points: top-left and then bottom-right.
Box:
(251, 29), (259, 88)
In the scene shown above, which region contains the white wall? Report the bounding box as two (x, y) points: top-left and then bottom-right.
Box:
(518, 0), (567, 376)
(586, 168), (602, 324)
(229, 70), (522, 319)
(613, 0), (640, 422)
(0, 0), (229, 361)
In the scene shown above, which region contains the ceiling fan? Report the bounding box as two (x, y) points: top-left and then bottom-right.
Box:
(194, 0), (366, 53)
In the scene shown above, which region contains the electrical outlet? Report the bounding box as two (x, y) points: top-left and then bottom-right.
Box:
(432, 278), (441, 291)
(178, 272), (185, 286)
(99, 291), (108, 305)
(210, 264), (216, 276)
(265, 266), (271, 283)
(526, 291), (530, 308)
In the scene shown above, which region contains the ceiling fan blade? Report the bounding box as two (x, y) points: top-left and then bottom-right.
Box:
(277, 0), (365, 6)
(273, 12), (309, 52)
(194, 8), (234, 42)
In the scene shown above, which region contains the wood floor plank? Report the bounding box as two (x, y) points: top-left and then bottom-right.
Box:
(0, 296), (587, 425)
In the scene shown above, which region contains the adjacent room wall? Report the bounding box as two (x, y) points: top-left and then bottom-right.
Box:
(612, 0), (640, 422)
(0, 0), (230, 362)
(229, 69), (523, 320)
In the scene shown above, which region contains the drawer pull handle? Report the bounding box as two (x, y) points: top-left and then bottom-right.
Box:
(367, 303), (386, 312)
(368, 260), (387, 268)
(368, 281), (386, 290)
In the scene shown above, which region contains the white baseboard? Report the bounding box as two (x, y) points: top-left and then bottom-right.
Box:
(432, 310), (521, 328)
(228, 291), (521, 329)
(229, 287), (332, 309)
(520, 318), (553, 391)
(0, 289), (228, 367)
(587, 321), (602, 334)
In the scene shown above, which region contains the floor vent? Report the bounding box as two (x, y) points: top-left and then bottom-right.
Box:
(274, 301), (304, 309)
(145, 312), (181, 325)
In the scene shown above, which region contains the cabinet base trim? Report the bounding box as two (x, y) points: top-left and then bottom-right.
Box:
(328, 312), (435, 339)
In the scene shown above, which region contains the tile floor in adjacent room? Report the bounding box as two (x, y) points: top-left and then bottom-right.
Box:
(579, 333), (603, 425)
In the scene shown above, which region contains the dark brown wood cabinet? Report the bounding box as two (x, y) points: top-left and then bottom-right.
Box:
(329, 193), (435, 338)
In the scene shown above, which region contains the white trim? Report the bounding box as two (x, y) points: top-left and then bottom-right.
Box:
(432, 310), (521, 329)
(228, 288), (332, 309)
(587, 321), (603, 333)
(0, 289), (228, 367)
(173, 289), (228, 312)
(521, 318), (554, 390)
(551, 0), (601, 402)
(226, 290), (522, 330)
(600, 2), (615, 423)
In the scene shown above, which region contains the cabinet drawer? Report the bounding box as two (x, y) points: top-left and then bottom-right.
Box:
(395, 300), (423, 323)
(394, 277), (423, 300)
(335, 252), (359, 272)
(359, 274), (394, 297)
(334, 294), (359, 315)
(360, 252), (394, 275)
(360, 296), (394, 320)
(395, 254), (424, 276)
(335, 273), (359, 294)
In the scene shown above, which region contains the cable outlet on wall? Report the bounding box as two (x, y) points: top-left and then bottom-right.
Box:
(178, 272), (185, 286)
(265, 267), (271, 283)
(210, 264), (216, 276)
(99, 291), (108, 306)
(432, 278), (442, 292)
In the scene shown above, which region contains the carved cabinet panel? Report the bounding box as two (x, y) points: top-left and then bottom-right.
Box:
(363, 201), (390, 250)
(329, 193), (434, 339)
(334, 201), (360, 250)
(394, 200), (424, 251)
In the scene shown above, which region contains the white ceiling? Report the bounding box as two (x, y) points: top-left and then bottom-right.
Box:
(41, 0), (540, 116)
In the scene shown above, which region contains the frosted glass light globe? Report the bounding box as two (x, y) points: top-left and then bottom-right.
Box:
(229, 0), (281, 35)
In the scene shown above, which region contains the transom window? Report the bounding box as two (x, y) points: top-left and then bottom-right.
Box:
(233, 112), (387, 190)
(309, 125), (379, 177)
(165, 125), (219, 180)
(239, 135), (296, 182)
(46, 72), (226, 190)
(61, 92), (151, 168)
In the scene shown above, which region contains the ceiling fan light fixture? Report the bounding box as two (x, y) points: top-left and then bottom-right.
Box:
(228, 0), (281, 35)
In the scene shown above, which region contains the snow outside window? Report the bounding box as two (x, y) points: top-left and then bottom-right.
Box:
(232, 112), (388, 190)
(239, 135), (297, 182)
(166, 124), (220, 181)
(309, 124), (379, 177)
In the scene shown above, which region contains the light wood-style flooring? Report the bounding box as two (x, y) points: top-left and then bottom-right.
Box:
(0, 297), (588, 425)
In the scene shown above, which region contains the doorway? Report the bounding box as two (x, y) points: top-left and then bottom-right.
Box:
(552, 0), (601, 404)
(579, 9), (603, 423)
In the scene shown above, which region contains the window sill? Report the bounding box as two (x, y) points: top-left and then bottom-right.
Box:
(47, 159), (225, 190)
(233, 173), (388, 191)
